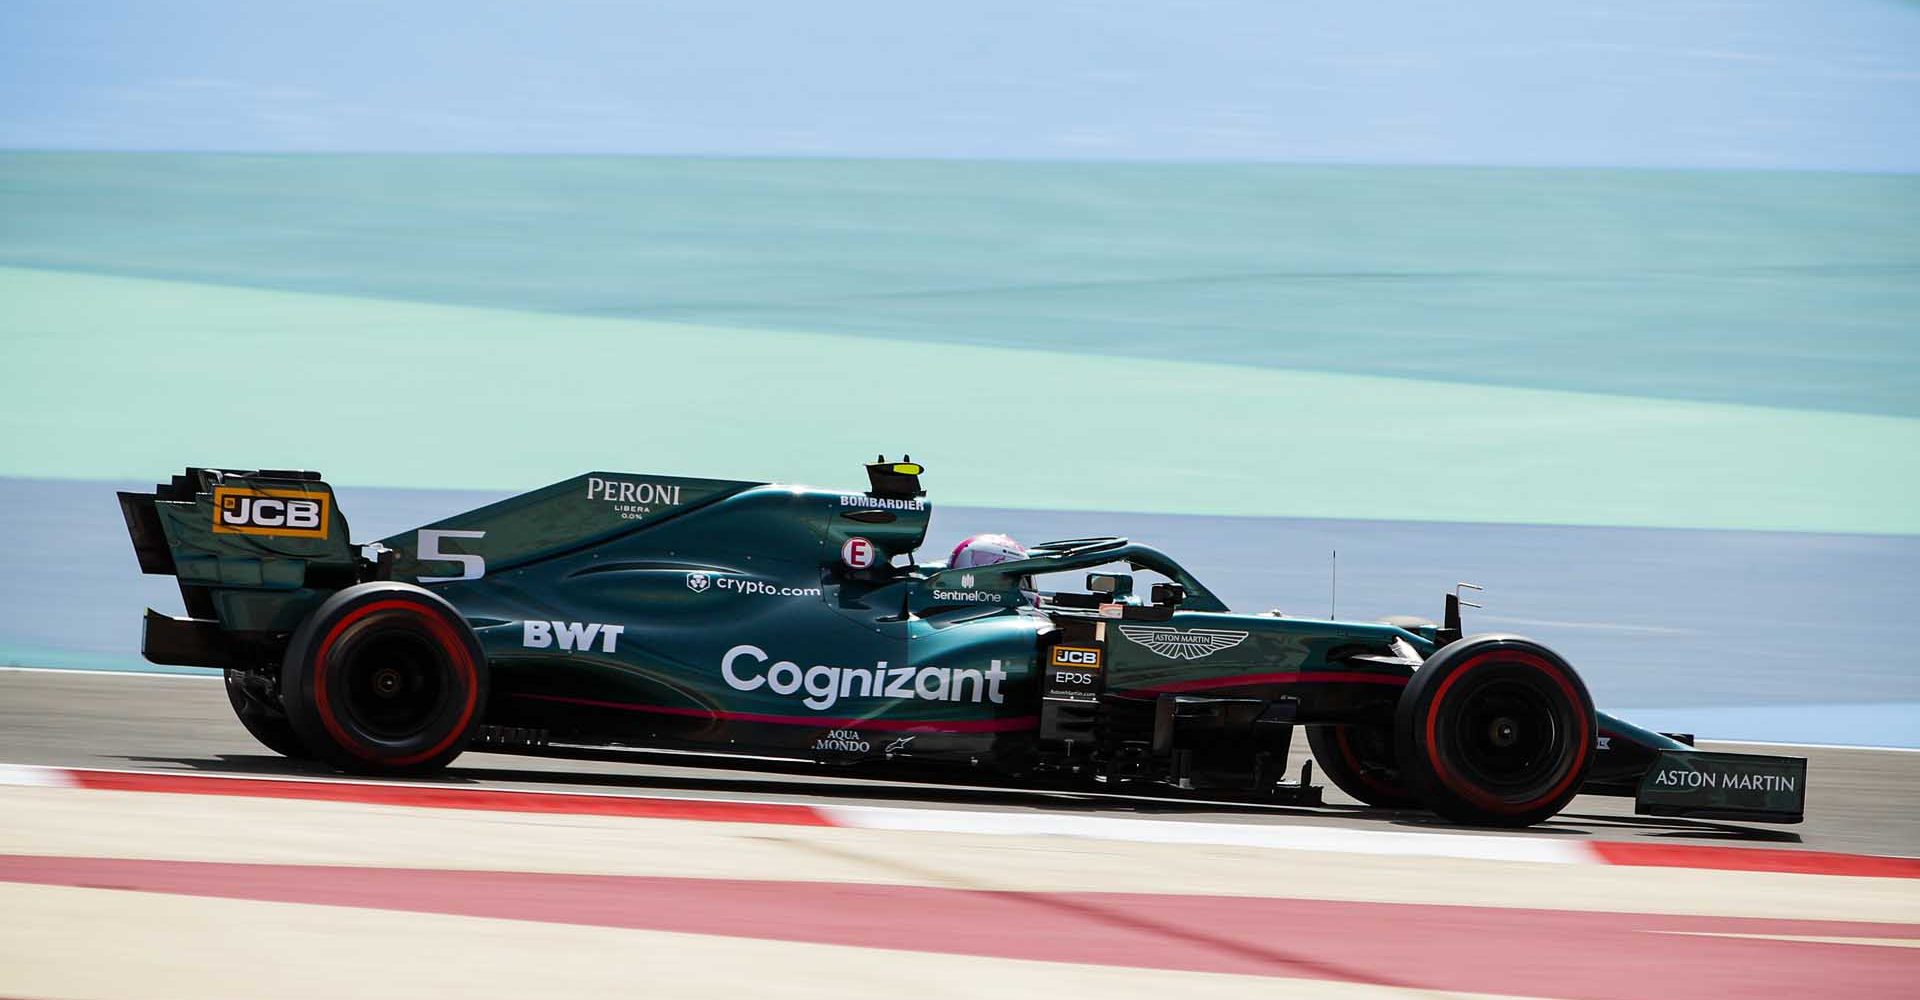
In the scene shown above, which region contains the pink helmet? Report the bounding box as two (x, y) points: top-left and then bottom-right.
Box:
(948, 533), (1028, 569)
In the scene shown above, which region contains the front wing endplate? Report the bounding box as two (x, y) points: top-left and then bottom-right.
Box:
(1635, 750), (1807, 824)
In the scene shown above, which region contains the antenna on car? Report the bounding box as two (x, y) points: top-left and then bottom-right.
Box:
(1329, 549), (1337, 620)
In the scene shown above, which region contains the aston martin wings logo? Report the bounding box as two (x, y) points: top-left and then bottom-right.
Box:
(1117, 625), (1250, 661)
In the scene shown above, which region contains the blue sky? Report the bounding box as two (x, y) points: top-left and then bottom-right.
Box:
(2, 1), (1917, 169)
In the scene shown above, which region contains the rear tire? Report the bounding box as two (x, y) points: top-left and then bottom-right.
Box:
(224, 670), (308, 759)
(280, 582), (487, 775)
(1307, 724), (1417, 808)
(1395, 635), (1594, 827)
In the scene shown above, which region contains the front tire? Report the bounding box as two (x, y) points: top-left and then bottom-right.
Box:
(1307, 724), (1417, 808)
(1395, 636), (1594, 827)
(280, 582), (487, 775)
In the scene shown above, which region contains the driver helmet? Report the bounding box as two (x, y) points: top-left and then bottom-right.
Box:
(949, 534), (1036, 604)
(949, 533), (1027, 569)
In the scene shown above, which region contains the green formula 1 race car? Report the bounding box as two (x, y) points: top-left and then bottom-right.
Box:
(117, 458), (1807, 827)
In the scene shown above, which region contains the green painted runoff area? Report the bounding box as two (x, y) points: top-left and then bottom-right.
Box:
(3, 153), (1915, 417)
(5, 266), (1915, 534)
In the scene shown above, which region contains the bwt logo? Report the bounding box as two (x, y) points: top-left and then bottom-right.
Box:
(522, 621), (625, 653)
(211, 487), (330, 539)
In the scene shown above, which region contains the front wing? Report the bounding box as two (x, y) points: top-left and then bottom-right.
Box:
(1590, 713), (1806, 824)
(1634, 749), (1807, 824)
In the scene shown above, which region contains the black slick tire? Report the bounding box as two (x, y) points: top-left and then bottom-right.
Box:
(280, 582), (487, 776)
(1307, 724), (1418, 808)
(1395, 635), (1595, 827)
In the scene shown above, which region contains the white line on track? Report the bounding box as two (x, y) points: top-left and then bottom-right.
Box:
(821, 804), (1593, 865)
(0, 666), (218, 680)
(0, 763), (78, 787)
(1698, 738), (1920, 754)
(1476, 614), (1694, 635)
(1652, 931), (1920, 949)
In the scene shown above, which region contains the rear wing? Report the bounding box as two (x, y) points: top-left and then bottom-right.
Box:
(118, 467), (360, 668)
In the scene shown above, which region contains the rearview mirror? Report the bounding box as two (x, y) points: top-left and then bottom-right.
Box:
(1150, 582), (1186, 607)
(1086, 572), (1133, 599)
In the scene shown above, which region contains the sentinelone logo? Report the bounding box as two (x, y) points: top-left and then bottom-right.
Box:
(721, 644), (1008, 711)
(211, 487), (330, 539)
(931, 571), (1003, 603)
(931, 587), (1000, 602)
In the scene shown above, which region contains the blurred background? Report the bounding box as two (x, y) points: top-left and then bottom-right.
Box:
(3, 0), (1916, 742)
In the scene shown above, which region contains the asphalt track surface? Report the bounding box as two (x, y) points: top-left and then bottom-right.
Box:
(5, 669), (1915, 858)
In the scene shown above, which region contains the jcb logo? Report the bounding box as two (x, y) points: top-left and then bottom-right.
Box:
(1051, 646), (1102, 668)
(212, 487), (330, 539)
(522, 620), (625, 653)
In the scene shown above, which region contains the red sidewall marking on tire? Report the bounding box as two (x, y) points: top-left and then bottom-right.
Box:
(1423, 650), (1591, 815)
(312, 599), (478, 767)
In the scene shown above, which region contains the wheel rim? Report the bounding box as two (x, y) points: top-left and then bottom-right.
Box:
(306, 596), (481, 768)
(1436, 665), (1575, 804)
(334, 625), (452, 741)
